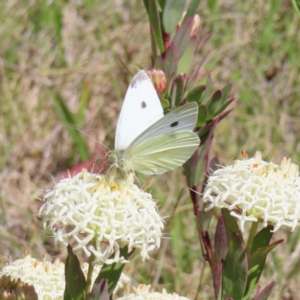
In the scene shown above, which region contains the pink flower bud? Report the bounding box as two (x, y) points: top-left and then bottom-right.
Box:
(147, 70), (167, 94)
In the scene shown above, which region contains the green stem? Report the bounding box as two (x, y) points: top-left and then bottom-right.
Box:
(86, 252), (96, 295)
(246, 221), (258, 255)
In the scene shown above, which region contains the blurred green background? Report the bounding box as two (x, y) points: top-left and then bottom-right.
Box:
(0, 0), (300, 299)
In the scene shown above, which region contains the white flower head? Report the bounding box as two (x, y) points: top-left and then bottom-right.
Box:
(39, 169), (164, 264)
(203, 151), (300, 232)
(0, 254), (131, 300)
(117, 284), (192, 300)
(0, 255), (65, 300)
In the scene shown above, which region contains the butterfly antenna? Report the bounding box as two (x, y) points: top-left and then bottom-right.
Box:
(76, 127), (111, 151)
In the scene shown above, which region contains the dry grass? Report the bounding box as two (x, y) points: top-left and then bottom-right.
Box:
(0, 0), (300, 299)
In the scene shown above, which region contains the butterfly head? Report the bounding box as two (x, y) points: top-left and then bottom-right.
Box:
(107, 149), (133, 175)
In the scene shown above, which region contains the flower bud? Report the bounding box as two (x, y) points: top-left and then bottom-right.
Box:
(147, 69), (167, 94)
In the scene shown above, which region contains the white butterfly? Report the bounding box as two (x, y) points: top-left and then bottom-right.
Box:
(108, 70), (200, 175)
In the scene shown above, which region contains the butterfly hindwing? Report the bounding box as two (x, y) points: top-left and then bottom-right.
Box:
(126, 131), (200, 174)
(127, 102), (199, 151)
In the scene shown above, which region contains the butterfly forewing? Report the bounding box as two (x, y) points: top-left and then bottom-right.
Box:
(126, 102), (199, 152)
(126, 131), (200, 174)
(115, 70), (164, 150)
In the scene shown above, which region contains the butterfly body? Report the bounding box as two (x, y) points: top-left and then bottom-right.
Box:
(108, 70), (200, 175)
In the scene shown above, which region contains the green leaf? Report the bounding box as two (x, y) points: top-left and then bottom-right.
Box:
(213, 213), (227, 299)
(64, 245), (87, 300)
(88, 279), (109, 300)
(77, 82), (91, 126)
(173, 74), (186, 106)
(157, 0), (166, 11)
(214, 213), (228, 264)
(220, 84), (232, 104)
(210, 84), (233, 118)
(251, 226), (273, 254)
(183, 148), (199, 187)
(186, 85), (206, 103)
(172, 17), (193, 58)
(162, 0), (186, 34)
(53, 92), (90, 161)
(222, 208), (243, 242)
(147, 1), (164, 53)
(201, 76), (212, 104)
(197, 104), (208, 126)
(164, 43), (179, 81)
(207, 90), (222, 117)
(142, 0), (150, 15)
(223, 232), (248, 299)
(184, 0), (201, 19)
(178, 37), (196, 74)
(292, 0), (300, 17)
(150, 25), (158, 66)
(95, 247), (131, 295)
(154, 55), (164, 70)
(243, 240), (283, 299)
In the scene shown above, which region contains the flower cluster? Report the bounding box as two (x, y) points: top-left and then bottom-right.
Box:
(203, 151), (300, 232)
(39, 169), (164, 264)
(0, 254), (131, 300)
(0, 255), (64, 300)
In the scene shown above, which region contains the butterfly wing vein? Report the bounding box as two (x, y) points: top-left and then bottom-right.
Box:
(128, 102), (199, 150)
(127, 132), (200, 174)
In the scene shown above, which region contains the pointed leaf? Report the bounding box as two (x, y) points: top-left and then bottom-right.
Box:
(178, 37), (196, 74)
(222, 208), (243, 242)
(220, 84), (232, 104)
(197, 104), (208, 126)
(163, 0), (186, 34)
(95, 247), (131, 295)
(183, 148), (199, 187)
(173, 74), (186, 106)
(172, 17), (193, 58)
(223, 233), (248, 299)
(213, 263), (223, 300)
(251, 225), (273, 254)
(158, 0), (166, 10)
(243, 240), (283, 299)
(213, 213), (227, 299)
(186, 85), (206, 103)
(146, 0), (164, 53)
(164, 43), (178, 81)
(88, 279), (109, 300)
(150, 25), (158, 66)
(201, 76), (212, 104)
(143, 0), (150, 14)
(254, 281), (275, 300)
(53, 92), (90, 161)
(210, 84), (233, 118)
(211, 97), (235, 119)
(215, 213), (228, 264)
(154, 55), (164, 70)
(207, 90), (224, 119)
(292, 0), (300, 17)
(77, 81), (91, 126)
(185, 0), (201, 19)
(64, 245), (86, 300)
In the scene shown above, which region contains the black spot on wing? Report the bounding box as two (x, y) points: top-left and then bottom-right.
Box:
(141, 101), (147, 108)
(170, 121), (179, 127)
(130, 71), (149, 88)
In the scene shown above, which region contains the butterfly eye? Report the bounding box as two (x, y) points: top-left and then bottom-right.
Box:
(170, 121), (179, 127)
(141, 101), (147, 108)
